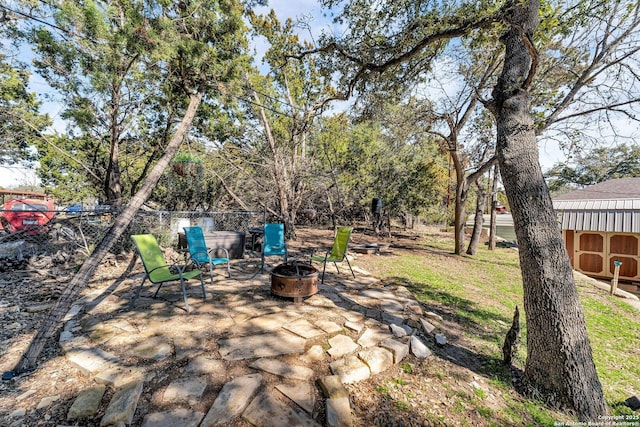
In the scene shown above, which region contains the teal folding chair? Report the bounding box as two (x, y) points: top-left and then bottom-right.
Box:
(310, 226), (355, 284)
(183, 226), (231, 285)
(131, 234), (205, 313)
(261, 223), (288, 272)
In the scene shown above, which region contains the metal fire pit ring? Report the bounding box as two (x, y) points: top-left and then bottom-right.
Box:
(270, 262), (319, 302)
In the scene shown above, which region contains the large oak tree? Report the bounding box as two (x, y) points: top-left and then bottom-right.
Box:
(310, 0), (609, 419)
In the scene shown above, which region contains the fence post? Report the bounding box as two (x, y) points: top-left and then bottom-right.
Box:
(610, 260), (622, 296)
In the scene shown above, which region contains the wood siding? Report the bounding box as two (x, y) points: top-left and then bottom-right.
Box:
(565, 231), (640, 281)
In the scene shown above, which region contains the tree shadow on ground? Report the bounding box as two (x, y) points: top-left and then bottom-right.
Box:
(388, 276), (514, 334)
(1, 244), (564, 427)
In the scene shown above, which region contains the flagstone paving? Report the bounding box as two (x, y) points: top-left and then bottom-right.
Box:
(5, 255), (445, 426)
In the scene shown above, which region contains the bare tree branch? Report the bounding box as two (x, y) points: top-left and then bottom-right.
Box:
(550, 97), (640, 125)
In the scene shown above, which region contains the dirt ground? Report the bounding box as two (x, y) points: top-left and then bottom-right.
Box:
(0, 226), (572, 426)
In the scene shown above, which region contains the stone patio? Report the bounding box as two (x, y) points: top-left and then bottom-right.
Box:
(5, 256), (445, 426)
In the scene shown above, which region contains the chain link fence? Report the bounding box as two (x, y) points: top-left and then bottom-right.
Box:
(0, 208), (265, 271)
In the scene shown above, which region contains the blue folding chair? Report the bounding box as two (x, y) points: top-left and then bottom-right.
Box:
(261, 223), (288, 272)
(183, 226), (231, 285)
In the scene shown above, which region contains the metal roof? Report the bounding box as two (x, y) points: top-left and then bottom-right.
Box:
(554, 178), (640, 200)
(553, 199), (640, 233)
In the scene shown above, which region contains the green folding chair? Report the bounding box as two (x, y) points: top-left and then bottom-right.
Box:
(310, 226), (355, 284)
(183, 226), (231, 285)
(131, 234), (205, 313)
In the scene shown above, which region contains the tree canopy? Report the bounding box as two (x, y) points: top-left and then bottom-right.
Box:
(546, 143), (640, 193)
(8, 0), (252, 206)
(0, 52), (49, 165)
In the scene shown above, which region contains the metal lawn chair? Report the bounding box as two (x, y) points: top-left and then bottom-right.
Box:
(183, 226), (231, 285)
(261, 223), (288, 272)
(131, 234), (205, 313)
(310, 226), (355, 284)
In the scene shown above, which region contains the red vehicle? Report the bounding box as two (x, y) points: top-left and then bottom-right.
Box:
(0, 198), (56, 235)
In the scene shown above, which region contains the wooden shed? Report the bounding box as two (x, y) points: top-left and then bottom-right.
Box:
(553, 178), (640, 284)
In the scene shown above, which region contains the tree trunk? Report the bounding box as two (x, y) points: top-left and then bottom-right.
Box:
(493, 0), (607, 420)
(466, 183), (485, 255)
(452, 151), (468, 255)
(105, 83), (123, 207)
(488, 164), (499, 251)
(105, 138), (123, 207)
(11, 92), (202, 374)
(253, 91), (297, 240)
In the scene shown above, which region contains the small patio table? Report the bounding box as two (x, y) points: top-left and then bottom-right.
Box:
(248, 227), (264, 255)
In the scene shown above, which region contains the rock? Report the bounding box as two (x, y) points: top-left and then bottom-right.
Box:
(9, 408), (26, 418)
(184, 355), (226, 376)
(66, 347), (119, 375)
(357, 327), (392, 348)
(318, 375), (349, 399)
(283, 318), (326, 339)
(381, 311), (404, 327)
(420, 318), (436, 334)
(200, 373), (262, 427)
(326, 396), (352, 427)
(95, 366), (146, 388)
(236, 311), (302, 335)
(327, 334), (359, 358)
(380, 299), (404, 313)
(389, 323), (406, 337)
(389, 323), (411, 337)
(242, 390), (320, 427)
(410, 335), (432, 359)
(218, 331), (306, 361)
(330, 355), (371, 384)
(424, 311), (443, 322)
(304, 294), (339, 309)
(25, 303), (54, 313)
(276, 383), (316, 414)
(380, 338), (410, 364)
(16, 389), (36, 400)
(435, 333), (447, 346)
(100, 381), (144, 427)
(59, 334), (91, 353)
(340, 309), (365, 323)
(344, 321), (364, 333)
(173, 335), (205, 361)
(162, 376), (208, 405)
(404, 300), (423, 315)
(36, 394), (60, 409)
(625, 395), (640, 410)
(67, 385), (106, 420)
(249, 358), (315, 381)
(126, 336), (172, 361)
(315, 320), (343, 334)
(358, 347), (394, 374)
(141, 408), (204, 427)
(299, 345), (326, 363)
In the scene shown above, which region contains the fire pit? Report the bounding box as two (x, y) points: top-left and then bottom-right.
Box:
(271, 262), (319, 302)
